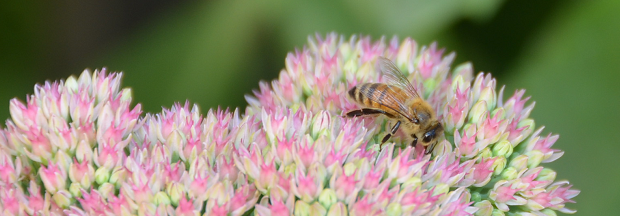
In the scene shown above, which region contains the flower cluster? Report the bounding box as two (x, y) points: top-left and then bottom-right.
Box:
(0, 33), (577, 215)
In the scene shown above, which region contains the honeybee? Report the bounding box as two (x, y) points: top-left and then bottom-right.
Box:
(345, 57), (443, 154)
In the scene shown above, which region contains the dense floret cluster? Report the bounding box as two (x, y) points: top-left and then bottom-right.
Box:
(0, 33), (577, 215)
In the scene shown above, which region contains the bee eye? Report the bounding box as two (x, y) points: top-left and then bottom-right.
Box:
(423, 131), (435, 143)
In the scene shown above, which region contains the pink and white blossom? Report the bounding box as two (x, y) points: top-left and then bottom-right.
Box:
(0, 33), (578, 215)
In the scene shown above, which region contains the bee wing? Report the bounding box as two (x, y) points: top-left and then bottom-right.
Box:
(378, 57), (422, 99)
(357, 84), (418, 123)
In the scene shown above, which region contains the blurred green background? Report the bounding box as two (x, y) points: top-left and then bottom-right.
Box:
(1, 0), (618, 214)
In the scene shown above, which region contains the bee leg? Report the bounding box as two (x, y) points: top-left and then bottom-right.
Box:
(411, 135), (418, 148)
(380, 120), (401, 149)
(345, 108), (387, 118)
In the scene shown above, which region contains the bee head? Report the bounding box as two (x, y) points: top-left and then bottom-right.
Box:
(411, 122), (444, 154)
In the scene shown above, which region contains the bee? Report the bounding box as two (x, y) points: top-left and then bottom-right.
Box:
(345, 57), (443, 154)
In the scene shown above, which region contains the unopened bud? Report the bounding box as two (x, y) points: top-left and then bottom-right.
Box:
(154, 191), (171, 206)
(492, 140), (513, 157)
(509, 155), (529, 171)
(52, 190), (73, 209)
(478, 87), (496, 111)
(526, 150), (544, 169)
(432, 183), (450, 196)
(473, 200), (492, 216)
(501, 167), (518, 181)
(491, 209), (505, 216)
(95, 166), (111, 185)
(294, 200), (311, 216)
(468, 101), (488, 125)
(491, 156), (506, 175)
(311, 111), (331, 139)
(536, 168), (557, 182)
(386, 202), (403, 216)
(318, 189), (338, 209)
(327, 202), (347, 216)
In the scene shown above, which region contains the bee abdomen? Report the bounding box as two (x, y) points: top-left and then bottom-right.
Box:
(350, 83), (385, 106)
(348, 86), (357, 99)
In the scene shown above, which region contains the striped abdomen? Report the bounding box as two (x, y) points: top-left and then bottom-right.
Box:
(347, 83), (408, 111)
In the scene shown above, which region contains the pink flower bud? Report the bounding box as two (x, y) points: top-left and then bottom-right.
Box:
(39, 163), (67, 193)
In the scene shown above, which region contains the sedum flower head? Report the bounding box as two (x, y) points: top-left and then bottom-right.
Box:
(0, 33), (578, 215)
